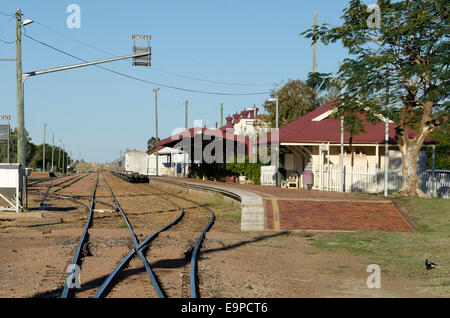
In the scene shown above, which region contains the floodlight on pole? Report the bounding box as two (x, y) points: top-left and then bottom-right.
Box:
(22, 19), (33, 26)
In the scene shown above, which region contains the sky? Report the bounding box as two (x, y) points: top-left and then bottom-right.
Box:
(0, 0), (368, 163)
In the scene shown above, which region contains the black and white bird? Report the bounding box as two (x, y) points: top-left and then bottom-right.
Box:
(425, 259), (437, 270)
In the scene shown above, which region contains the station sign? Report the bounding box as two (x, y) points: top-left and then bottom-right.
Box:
(0, 124), (9, 144)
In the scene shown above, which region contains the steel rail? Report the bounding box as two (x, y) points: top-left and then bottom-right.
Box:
(143, 182), (215, 298)
(39, 173), (90, 209)
(61, 173), (99, 298)
(99, 173), (165, 297)
(30, 191), (117, 210)
(94, 177), (185, 298)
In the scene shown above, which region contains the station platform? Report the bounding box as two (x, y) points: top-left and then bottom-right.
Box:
(152, 177), (413, 233)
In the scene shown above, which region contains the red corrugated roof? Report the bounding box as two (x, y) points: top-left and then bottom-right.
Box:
(271, 101), (436, 145)
(154, 127), (248, 150)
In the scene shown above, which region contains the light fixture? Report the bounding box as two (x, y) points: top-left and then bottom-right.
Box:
(22, 19), (33, 26)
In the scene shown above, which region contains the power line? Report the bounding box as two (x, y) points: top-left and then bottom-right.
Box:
(0, 15), (13, 33)
(23, 33), (271, 96)
(0, 37), (15, 44)
(0, 11), (14, 17)
(150, 67), (271, 87)
(27, 18), (273, 88)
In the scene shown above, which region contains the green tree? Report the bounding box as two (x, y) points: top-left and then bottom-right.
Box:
(426, 120), (449, 170)
(0, 128), (36, 166)
(263, 80), (319, 127)
(147, 136), (160, 152)
(303, 0), (449, 197)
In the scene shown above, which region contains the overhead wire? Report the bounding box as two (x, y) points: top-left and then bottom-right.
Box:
(0, 11), (14, 17)
(26, 18), (273, 88)
(22, 33), (271, 96)
(0, 15), (15, 44)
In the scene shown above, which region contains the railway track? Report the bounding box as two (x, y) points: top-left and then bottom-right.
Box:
(27, 173), (90, 210)
(91, 172), (215, 298)
(29, 170), (215, 298)
(139, 182), (215, 298)
(53, 172), (182, 298)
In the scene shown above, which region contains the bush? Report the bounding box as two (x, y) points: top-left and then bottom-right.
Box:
(225, 156), (265, 185)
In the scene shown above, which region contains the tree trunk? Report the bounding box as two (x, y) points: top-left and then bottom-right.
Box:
(399, 142), (429, 198)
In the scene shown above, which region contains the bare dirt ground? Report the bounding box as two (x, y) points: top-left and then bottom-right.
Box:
(0, 171), (435, 298)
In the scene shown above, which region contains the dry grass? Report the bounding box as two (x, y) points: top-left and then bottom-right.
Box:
(310, 197), (450, 296)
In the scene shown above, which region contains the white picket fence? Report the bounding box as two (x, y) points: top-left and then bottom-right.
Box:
(261, 165), (277, 186)
(313, 166), (450, 198)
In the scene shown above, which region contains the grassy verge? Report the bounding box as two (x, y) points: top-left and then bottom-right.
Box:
(199, 193), (241, 221)
(310, 197), (450, 296)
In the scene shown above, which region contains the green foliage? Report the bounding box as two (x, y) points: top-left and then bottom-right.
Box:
(189, 162), (228, 181)
(0, 127), (71, 171)
(302, 0), (449, 133)
(147, 136), (160, 152)
(426, 120), (450, 169)
(0, 128), (36, 166)
(302, 0), (449, 195)
(226, 156), (265, 185)
(263, 79), (319, 127)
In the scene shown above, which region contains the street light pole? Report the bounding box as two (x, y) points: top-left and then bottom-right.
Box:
(62, 145), (65, 175)
(16, 9), (25, 169)
(153, 88), (159, 176)
(43, 123), (47, 172)
(267, 97), (279, 186)
(51, 133), (54, 172)
(58, 140), (62, 173)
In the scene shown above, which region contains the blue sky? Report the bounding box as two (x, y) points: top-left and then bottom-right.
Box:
(0, 0), (364, 163)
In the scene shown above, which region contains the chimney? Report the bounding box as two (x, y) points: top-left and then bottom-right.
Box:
(232, 112), (240, 125)
(242, 109), (249, 119)
(225, 115), (233, 128)
(248, 109), (255, 119)
(255, 107), (259, 117)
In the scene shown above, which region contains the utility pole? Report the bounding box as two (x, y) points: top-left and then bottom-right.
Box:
(220, 102), (223, 127)
(384, 69), (390, 197)
(62, 145), (65, 175)
(153, 88), (159, 176)
(51, 133), (54, 172)
(58, 140), (62, 173)
(15, 9), (27, 210)
(185, 100), (188, 129)
(16, 9), (25, 169)
(313, 11), (318, 73)
(43, 123), (47, 172)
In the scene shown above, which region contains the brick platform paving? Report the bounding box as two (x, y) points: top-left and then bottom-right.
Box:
(265, 200), (413, 232)
(164, 177), (413, 232)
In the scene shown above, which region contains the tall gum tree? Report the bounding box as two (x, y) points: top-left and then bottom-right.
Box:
(303, 0), (449, 197)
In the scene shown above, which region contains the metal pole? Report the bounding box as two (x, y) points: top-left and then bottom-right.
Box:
(51, 133), (54, 172)
(7, 118), (10, 163)
(153, 88), (159, 176)
(185, 100), (188, 129)
(340, 116), (344, 192)
(313, 12), (318, 73)
(384, 68), (390, 197)
(327, 142), (330, 191)
(58, 140), (61, 173)
(220, 102), (223, 127)
(62, 145), (65, 174)
(23, 52), (151, 79)
(432, 145), (436, 196)
(43, 123), (47, 172)
(384, 118), (389, 196)
(275, 98), (279, 186)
